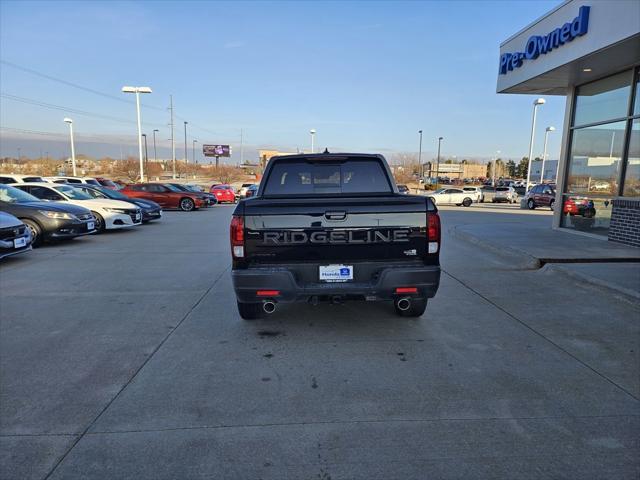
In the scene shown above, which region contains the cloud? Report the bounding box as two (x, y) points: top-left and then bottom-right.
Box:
(224, 41), (245, 49)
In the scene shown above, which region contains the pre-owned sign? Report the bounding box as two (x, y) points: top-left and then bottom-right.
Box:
(499, 6), (590, 75)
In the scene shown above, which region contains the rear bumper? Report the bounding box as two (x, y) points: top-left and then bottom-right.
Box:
(232, 263), (440, 303)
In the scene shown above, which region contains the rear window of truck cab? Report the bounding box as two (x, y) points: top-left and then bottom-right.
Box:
(262, 158), (392, 196)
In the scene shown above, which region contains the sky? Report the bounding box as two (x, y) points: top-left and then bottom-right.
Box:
(0, 0), (565, 164)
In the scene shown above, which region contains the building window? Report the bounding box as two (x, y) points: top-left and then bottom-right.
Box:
(562, 69), (640, 236)
(634, 76), (640, 116)
(623, 119), (640, 196)
(573, 71), (631, 127)
(566, 121), (625, 196)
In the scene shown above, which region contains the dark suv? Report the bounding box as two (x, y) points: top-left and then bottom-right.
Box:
(525, 184), (556, 210)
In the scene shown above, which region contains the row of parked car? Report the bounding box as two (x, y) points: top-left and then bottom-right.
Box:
(0, 174), (243, 260)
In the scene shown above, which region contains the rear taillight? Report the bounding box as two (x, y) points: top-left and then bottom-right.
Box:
(427, 212), (440, 254)
(230, 215), (244, 258)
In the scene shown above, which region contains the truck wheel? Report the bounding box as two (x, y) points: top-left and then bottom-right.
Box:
(394, 298), (427, 317)
(237, 301), (265, 320)
(527, 199), (535, 210)
(549, 200), (555, 211)
(462, 198), (472, 207)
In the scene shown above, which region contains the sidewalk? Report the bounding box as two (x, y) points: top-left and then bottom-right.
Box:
(450, 222), (640, 300)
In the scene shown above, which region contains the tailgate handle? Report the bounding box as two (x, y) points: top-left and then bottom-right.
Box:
(325, 211), (347, 221)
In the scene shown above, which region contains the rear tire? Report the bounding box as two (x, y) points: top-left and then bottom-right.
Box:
(527, 199), (535, 210)
(462, 197), (472, 207)
(394, 298), (427, 317)
(237, 301), (265, 320)
(22, 219), (42, 247)
(180, 198), (195, 212)
(92, 212), (106, 233)
(549, 199), (555, 211)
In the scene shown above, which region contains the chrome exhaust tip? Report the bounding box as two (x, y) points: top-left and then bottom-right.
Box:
(262, 301), (276, 314)
(396, 297), (411, 311)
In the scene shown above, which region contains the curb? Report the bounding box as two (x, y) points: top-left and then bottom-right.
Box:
(543, 263), (640, 303)
(449, 225), (541, 269)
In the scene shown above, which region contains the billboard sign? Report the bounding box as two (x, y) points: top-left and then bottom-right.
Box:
(203, 144), (231, 157)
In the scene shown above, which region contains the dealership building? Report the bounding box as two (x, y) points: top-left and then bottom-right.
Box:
(497, 0), (640, 245)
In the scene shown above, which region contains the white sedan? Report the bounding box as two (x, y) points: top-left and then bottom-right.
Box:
(427, 188), (474, 207)
(11, 183), (142, 232)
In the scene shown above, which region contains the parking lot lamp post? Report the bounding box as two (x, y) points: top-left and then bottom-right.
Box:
(525, 98), (545, 191)
(541, 126), (555, 184)
(152, 129), (159, 164)
(121, 86), (152, 182)
(183, 121), (188, 166)
(435, 136), (443, 190)
(63, 118), (76, 176)
(310, 129), (316, 153)
(142, 133), (149, 177)
(418, 130), (423, 183)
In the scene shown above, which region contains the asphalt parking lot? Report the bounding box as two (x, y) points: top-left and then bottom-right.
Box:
(1, 204), (638, 479)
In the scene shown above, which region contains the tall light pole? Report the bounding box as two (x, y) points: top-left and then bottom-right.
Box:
(418, 130), (423, 184)
(169, 95), (176, 179)
(525, 98), (545, 191)
(142, 133), (149, 175)
(192, 139), (198, 164)
(541, 126), (555, 184)
(63, 118), (76, 176)
(122, 86), (152, 182)
(310, 129), (316, 153)
(183, 121), (188, 164)
(152, 129), (159, 164)
(493, 150), (501, 186)
(435, 137), (443, 190)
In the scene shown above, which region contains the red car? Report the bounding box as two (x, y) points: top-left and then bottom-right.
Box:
(210, 184), (237, 203)
(120, 183), (205, 211)
(525, 183), (556, 210)
(563, 196), (596, 230)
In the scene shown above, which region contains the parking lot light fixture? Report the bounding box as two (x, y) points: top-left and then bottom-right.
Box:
(152, 129), (159, 163)
(63, 117), (76, 176)
(435, 137), (443, 190)
(418, 130), (423, 182)
(192, 139), (198, 164)
(541, 126), (555, 184)
(184, 121), (189, 165)
(142, 133), (149, 174)
(525, 98), (545, 192)
(310, 129), (316, 153)
(121, 86), (152, 182)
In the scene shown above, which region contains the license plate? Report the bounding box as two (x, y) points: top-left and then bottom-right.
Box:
(13, 237), (27, 248)
(87, 221), (95, 230)
(319, 264), (353, 282)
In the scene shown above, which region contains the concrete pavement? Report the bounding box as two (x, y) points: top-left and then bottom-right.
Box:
(445, 204), (640, 300)
(1, 205), (638, 479)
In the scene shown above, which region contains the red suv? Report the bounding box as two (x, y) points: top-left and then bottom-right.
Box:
(525, 184), (556, 210)
(120, 183), (205, 211)
(210, 184), (237, 203)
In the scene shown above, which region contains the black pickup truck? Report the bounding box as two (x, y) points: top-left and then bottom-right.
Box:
(230, 153), (441, 320)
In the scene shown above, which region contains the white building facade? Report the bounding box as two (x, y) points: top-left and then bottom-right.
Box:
(498, 0), (640, 245)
